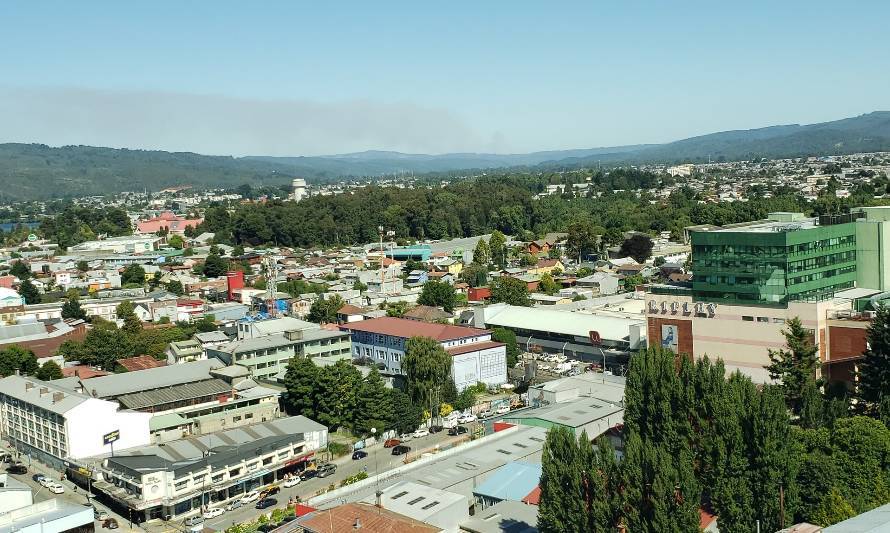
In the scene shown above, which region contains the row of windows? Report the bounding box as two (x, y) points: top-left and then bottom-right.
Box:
(741, 316), (785, 324)
(787, 251), (856, 273)
(788, 265), (856, 285)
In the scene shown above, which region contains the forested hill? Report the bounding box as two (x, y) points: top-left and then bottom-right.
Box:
(1, 112), (888, 200)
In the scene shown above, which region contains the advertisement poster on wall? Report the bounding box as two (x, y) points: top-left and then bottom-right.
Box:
(661, 324), (679, 353)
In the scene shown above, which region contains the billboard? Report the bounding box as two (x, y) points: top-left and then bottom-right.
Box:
(661, 324), (679, 353)
(103, 430), (120, 446)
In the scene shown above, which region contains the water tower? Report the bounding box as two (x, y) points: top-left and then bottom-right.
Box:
(291, 178), (307, 202)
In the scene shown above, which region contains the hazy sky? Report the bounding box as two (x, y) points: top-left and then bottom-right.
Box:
(1, 1), (888, 156)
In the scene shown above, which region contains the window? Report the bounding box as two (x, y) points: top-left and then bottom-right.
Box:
(174, 480), (188, 491)
(263, 456), (273, 465)
(742, 316), (754, 322)
(773, 318), (785, 324)
(757, 317), (770, 323)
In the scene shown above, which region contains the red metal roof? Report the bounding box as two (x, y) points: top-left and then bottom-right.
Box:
(341, 316), (490, 341)
(522, 486), (541, 505)
(117, 355), (167, 371)
(446, 340), (504, 356)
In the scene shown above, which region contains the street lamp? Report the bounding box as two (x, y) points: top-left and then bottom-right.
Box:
(370, 428), (381, 512)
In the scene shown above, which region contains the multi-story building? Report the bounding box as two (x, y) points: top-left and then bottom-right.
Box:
(341, 317), (507, 391)
(647, 210), (890, 383)
(77, 416), (327, 522)
(0, 375), (151, 469)
(61, 359), (280, 443)
(691, 212), (858, 306)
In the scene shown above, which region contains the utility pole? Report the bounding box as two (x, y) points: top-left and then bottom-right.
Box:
(779, 482), (785, 529)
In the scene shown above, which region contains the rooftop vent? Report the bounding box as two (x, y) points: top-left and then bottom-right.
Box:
(39, 387), (49, 396)
(52, 392), (64, 403)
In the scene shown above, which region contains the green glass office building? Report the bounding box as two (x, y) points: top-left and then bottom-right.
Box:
(691, 212), (858, 306)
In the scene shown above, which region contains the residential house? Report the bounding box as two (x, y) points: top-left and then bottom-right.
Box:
(165, 339), (205, 364)
(405, 270), (429, 286)
(576, 272), (620, 295)
(526, 259), (564, 276)
(135, 211), (203, 235)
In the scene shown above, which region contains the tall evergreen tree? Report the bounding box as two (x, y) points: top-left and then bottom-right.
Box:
(61, 295), (87, 320)
(538, 427), (586, 533)
(472, 238), (490, 266)
(354, 367), (392, 436)
(857, 305), (890, 415)
(19, 279), (40, 304)
(402, 336), (452, 413)
(766, 317), (820, 415)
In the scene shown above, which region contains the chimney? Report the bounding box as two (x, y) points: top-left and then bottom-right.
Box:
(25, 381), (34, 391)
(39, 387), (49, 396)
(376, 489), (383, 508)
(52, 392), (64, 403)
(284, 329), (303, 341)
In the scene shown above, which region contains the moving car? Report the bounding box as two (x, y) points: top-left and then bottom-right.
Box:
(40, 477), (55, 488)
(412, 428), (429, 438)
(184, 516), (204, 526)
(299, 469), (318, 481)
(94, 508), (110, 521)
(479, 410), (493, 419)
(448, 425), (469, 436)
(6, 464), (26, 475)
(240, 490), (261, 504)
(48, 483), (65, 494)
(457, 413), (477, 423)
(33, 474), (45, 483)
(103, 518), (119, 529)
(202, 507), (224, 519)
(398, 433), (413, 441)
(263, 486), (280, 496)
(383, 438), (401, 448)
(351, 450), (368, 460)
(283, 476), (300, 488)
(256, 498), (277, 510)
(316, 463), (337, 478)
(224, 500), (243, 512)
(496, 405), (510, 415)
(391, 445), (411, 456)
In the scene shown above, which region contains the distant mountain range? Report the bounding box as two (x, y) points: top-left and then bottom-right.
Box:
(1, 112), (889, 201)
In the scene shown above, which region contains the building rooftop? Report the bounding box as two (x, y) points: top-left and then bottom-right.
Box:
(506, 396), (623, 429)
(214, 328), (348, 355)
(446, 341), (504, 356)
(481, 304), (644, 344)
(0, 498), (94, 533)
(0, 375), (90, 415)
(79, 359), (225, 398)
(460, 500), (539, 533)
(297, 502), (440, 533)
(117, 355), (167, 372)
(472, 462), (542, 503)
(341, 316), (490, 342)
(115, 378), (233, 410)
(823, 502), (890, 532)
(362, 481), (466, 525)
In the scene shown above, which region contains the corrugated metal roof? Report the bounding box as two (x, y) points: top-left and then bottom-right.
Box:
(472, 462), (542, 502)
(82, 359), (224, 398)
(116, 378), (232, 410)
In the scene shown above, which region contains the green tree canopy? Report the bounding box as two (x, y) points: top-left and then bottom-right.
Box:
(403, 336), (452, 413)
(618, 234), (654, 263)
(0, 345), (39, 377)
(307, 294), (344, 324)
(857, 304), (890, 414)
(417, 280), (458, 313)
(120, 264), (146, 286)
(19, 279), (40, 304)
(767, 317), (820, 416)
(36, 360), (63, 381)
(489, 276), (531, 306)
(61, 295), (87, 320)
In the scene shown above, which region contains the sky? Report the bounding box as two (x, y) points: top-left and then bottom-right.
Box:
(1, 1), (888, 157)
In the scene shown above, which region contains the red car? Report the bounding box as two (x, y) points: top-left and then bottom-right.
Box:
(383, 438), (401, 448)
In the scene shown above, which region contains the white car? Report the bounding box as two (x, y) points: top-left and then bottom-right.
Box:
(399, 433), (413, 441)
(458, 413), (477, 423)
(283, 477), (300, 488)
(39, 477), (54, 488)
(240, 490), (260, 504)
(496, 405), (510, 415)
(48, 483), (65, 494)
(202, 507), (224, 519)
(412, 428), (429, 438)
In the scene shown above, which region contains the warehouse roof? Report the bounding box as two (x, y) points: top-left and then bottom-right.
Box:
(214, 328), (349, 355)
(460, 500), (539, 533)
(0, 375), (90, 414)
(482, 304), (644, 343)
(505, 397), (623, 429)
(80, 359), (224, 398)
(472, 462), (542, 503)
(116, 378), (233, 410)
(341, 316), (490, 341)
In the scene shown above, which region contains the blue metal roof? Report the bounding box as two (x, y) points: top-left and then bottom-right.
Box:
(472, 461), (542, 502)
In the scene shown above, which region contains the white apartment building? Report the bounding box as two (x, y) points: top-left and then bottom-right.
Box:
(0, 375), (151, 469)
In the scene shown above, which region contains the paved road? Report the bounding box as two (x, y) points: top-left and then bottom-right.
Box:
(2, 446), (139, 532)
(203, 429), (463, 530)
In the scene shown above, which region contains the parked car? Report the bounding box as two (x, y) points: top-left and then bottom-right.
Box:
(391, 445), (411, 455)
(496, 405), (510, 415)
(429, 425), (444, 433)
(184, 516), (204, 526)
(399, 433), (413, 441)
(283, 476), (300, 488)
(257, 524), (277, 532)
(103, 518), (119, 529)
(412, 428), (429, 438)
(263, 486), (281, 496)
(7, 464), (27, 475)
(383, 438), (401, 448)
(48, 483), (65, 494)
(479, 410), (493, 419)
(352, 450), (368, 460)
(457, 413), (477, 423)
(224, 500), (243, 512)
(448, 425), (469, 436)
(202, 507), (224, 519)
(299, 469), (318, 481)
(316, 464), (337, 478)
(256, 498), (277, 510)
(94, 508), (110, 521)
(39, 477), (54, 487)
(240, 490), (261, 504)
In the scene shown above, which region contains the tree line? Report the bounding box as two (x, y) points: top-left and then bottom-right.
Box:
(538, 313), (890, 532)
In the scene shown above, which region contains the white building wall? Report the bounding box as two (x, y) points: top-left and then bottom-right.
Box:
(452, 346), (508, 391)
(65, 399), (151, 459)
